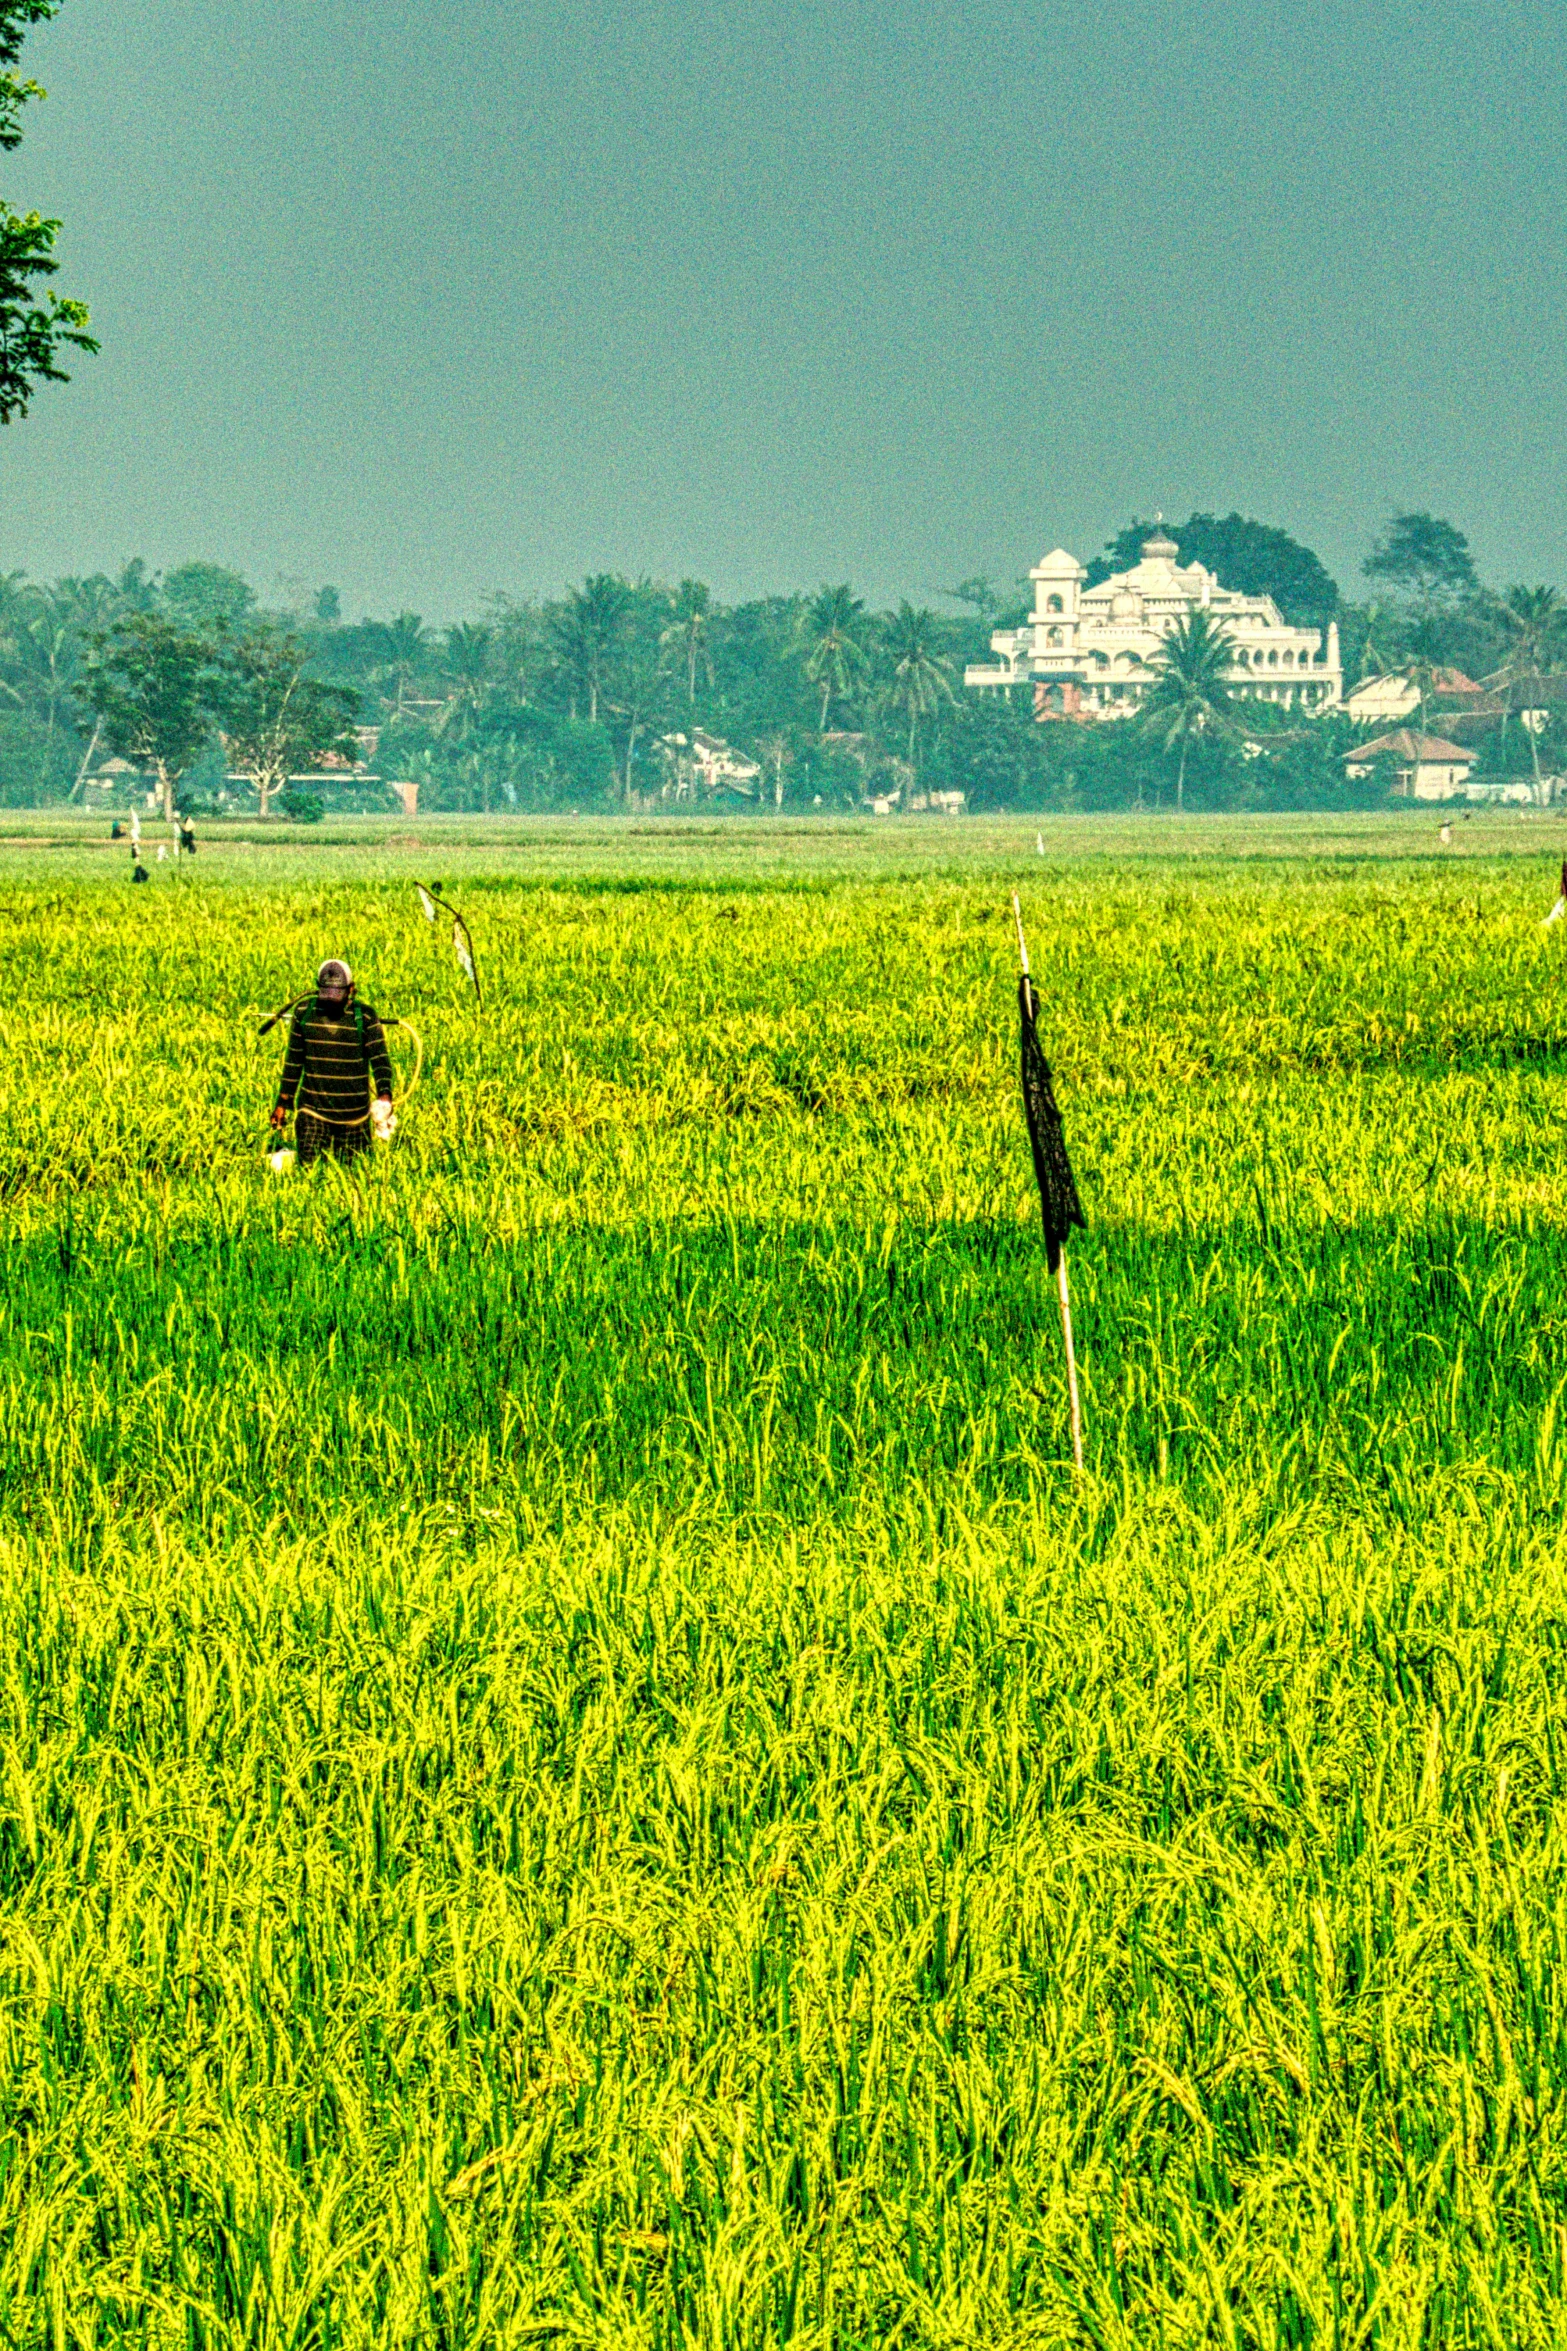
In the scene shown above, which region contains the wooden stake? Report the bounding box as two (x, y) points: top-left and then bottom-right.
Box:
(1057, 1250), (1084, 1472)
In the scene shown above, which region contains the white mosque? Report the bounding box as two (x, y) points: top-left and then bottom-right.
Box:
(964, 530), (1342, 719)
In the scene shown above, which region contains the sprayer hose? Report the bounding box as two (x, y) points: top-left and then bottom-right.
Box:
(261, 1013), (424, 1140)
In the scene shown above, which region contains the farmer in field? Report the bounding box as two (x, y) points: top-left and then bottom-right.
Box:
(270, 959), (394, 1166)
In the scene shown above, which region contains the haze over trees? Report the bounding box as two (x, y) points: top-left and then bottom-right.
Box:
(0, 508), (1561, 815)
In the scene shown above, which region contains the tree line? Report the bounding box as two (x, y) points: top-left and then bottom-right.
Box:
(0, 510), (1562, 816)
(2, 9), (1564, 816)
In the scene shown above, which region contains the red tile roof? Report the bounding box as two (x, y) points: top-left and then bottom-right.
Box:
(1343, 729), (1473, 763)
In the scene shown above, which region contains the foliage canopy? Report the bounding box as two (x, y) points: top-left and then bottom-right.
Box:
(1088, 512), (1340, 626)
(1363, 511), (1478, 604)
(0, 0), (94, 423)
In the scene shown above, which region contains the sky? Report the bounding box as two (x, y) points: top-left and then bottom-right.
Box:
(4, 0), (1566, 619)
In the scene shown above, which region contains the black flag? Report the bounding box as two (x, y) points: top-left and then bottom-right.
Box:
(1019, 975), (1084, 1272)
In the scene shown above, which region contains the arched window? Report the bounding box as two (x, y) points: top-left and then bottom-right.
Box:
(1282, 650), (1294, 667)
(1047, 627), (1063, 647)
(1268, 650), (1279, 667)
(1045, 594), (1063, 614)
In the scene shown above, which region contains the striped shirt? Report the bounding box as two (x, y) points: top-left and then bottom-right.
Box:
(275, 996), (393, 1125)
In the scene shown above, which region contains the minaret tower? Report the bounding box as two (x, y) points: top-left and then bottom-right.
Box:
(1029, 547), (1087, 662)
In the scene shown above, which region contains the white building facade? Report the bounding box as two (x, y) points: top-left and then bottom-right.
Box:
(965, 531), (1342, 719)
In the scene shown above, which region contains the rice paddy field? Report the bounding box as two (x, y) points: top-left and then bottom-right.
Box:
(5, 807), (1567, 2346)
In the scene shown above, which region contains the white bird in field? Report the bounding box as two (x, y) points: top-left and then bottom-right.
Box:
(1545, 860), (1567, 926)
(1439, 822), (1452, 845)
(1036, 832), (1044, 854)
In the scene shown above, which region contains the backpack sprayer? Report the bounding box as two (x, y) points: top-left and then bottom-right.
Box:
(257, 986), (424, 1175)
(260, 891), (479, 1174)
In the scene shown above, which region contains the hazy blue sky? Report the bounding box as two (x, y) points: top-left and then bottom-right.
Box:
(5, 0), (1565, 617)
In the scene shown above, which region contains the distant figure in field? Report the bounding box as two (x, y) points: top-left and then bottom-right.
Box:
(270, 959), (394, 1166)
(110, 820), (123, 841)
(131, 858), (149, 884)
(178, 816), (196, 856)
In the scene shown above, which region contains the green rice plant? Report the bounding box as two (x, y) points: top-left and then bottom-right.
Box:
(0, 813), (1565, 2344)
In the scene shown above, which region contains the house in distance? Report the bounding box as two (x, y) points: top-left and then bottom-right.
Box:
(965, 530), (1343, 719)
(1343, 729), (1475, 800)
(658, 729), (762, 803)
(1342, 667), (1486, 728)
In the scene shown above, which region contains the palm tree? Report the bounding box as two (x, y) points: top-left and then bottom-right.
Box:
(1494, 586), (1563, 801)
(44, 579), (119, 798)
(374, 613), (427, 716)
(1401, 615), (1449, 784)
(601, 593), (674, 804)
(114, 559), (160, 613)
(882, 603), (955, 779)
(55, 573), (119, 634)
(551, 575), (631, 723)
(797, 585), (869, 732)
(17, 598), (76, 738)
(1144, 609), (1236, 812)
(0, 571), (38, 701)
(662, 580), (714, 707)
(755, 731), (793, 811)
(5, 578), (119, 739)
(1355, 600), (1395, 684)
(439, 623), (492, 741)
(486, 594), (543, 701)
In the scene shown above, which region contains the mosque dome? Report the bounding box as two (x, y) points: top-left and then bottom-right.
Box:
(1140, 530), (1180, 561)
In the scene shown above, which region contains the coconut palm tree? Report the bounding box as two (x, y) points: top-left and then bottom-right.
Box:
(439, 623), (493, 742)
(1494, 586), (1563, 800)
(755, 730), (793, 811)
(114, 559), (160, 613)
(41, 578), (121, 797)
(797, 585), (869, 732)
(882, 603), (955, 779)
(662, 580), (714, 708)
(1400, 615), (1450, 784)
(374, 613), (428, 717)
(1355, 600), (1396, 684)
(0, 570), (38, 702)
(601, 591), (674, 804)
(15, 597), (76, 737)
(1144, 609), (1236, 813)
(551, 575), (632, 723)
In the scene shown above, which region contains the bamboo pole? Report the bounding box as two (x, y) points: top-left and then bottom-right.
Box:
(68, 717), (101, 804)
(1057, 1250), (1084, 1473)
